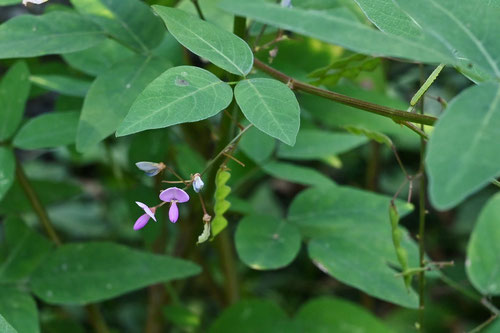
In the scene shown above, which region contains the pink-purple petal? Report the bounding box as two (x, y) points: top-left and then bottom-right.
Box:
(133, 214), (150, 230)
(135, 201), (157, 222)
(159, 187), (190, 203)
(169, 202), (179, 223)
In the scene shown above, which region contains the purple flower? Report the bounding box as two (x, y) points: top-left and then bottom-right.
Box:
(133, 202), (157, 230)
(135, 161), (165, 177)
(159, 187), (190, 223)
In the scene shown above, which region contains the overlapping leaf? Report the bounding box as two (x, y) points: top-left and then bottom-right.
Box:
(0, 11), (105, 59)
(153, 6), (253, 76)
(117, 66), (232, 136)
(77, 55), (170, 151)
(31, 242), (201, 305)
(235, 78), (300, 146)
(426, 82), (500, 210)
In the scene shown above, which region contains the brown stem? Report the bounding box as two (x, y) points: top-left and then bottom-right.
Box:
(253, 58), (437, 126)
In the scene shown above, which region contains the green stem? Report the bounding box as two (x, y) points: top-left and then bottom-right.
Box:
(15, 159), (109, 333)
(191, 0), (205, 20)
(417, 65), (427, 331)
(253, 58), (437, 126)
(15, 160), (62, 246)
(410, 64), (445, 106)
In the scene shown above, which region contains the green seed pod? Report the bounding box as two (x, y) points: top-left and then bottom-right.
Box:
(211, 168), (231, 239)
(389, 202), (411, 290)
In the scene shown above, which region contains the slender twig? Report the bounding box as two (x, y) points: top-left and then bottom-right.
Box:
(417, 65), (427, 331)
(492, 179), (500, 188)
(201, 124), (252, 176)
(253, 58), (437, 126)
(467, 315), (499, 333)
(15, 160), (109, 333)
(15, 160), (62, 246)
(190, 0), (205, 20)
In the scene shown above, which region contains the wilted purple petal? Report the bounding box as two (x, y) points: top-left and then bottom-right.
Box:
(135, 201), (157, 222)
(169, 202), (179, 223)
(133, 214), (150, 230)
(135, 161), (163, 177)
(159, 187), (190, 203)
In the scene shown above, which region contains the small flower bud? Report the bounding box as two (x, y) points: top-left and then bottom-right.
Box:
(135, 161), (165, 177)
(280, 0), (292, 8)
(23, 0), (48, 5)
(192, 173), (204, 193)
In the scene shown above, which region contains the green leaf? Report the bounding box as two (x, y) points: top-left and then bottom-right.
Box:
(277, 129), (367, 160)
(209, 299), (290, 333)
(395, 0), (500, 78)
(261, 161), (334, 187)
(117, 66), (232, 136)
(0, 180), (81, 215)
(219, 0), (454, 64)
(308, 230), (418, 308)
(466, 193), (500, 295)
(70, 0), (164, 53)
(0, 61), (30, 141)
(235, 215), (301, 270)
(0, 11), (105, 59)
(0, 147), (15, 201)
(239, 126), (276, 164)
(0, 0), (19, 5)
(152, 6), (253, 76)
(13, 112), (80, 150)
(77, 55), (170, 152)
(0, 217), (53, 283)
(235, 78), (300, 146)
(0, 289), (39, 333)
(294, 297), (394, 333)
(62, 38), (135, 76)
(288, 184), (413, 238)
(0, 315), (17, 333)
(426, 82), (500, 210)
(29, 75), (91, 97)
(30, 242), (201, 305)
(288, 185), (418, 307)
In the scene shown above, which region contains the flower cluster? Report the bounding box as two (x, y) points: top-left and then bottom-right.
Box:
(133, 187), (190, 230)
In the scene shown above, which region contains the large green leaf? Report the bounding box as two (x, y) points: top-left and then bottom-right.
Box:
(0, 289), (39, 333)
(426, 82), (500, 210)
(0, 315), (16, 333)
(76, 55), (170, 152)
(30, 242), (201, 305)
(209, 299), (290, 333)
(13, 112), (80, 150)
(219, 0), (454, 64)
(277, 129), (367, 160)
(0, 62), (30, 141)
(117, 66), (232, 136)
(235, 78), (300, 146)
(62, 39), (135, 76)
(466, 193), (500, 295)
(287, 184), (413, 238)
(294, 297), (394, 333)
(308, 229), (418, 308)
(29, 75), (91, 97)
(395, 0), (500, 78)
(288, 185), (418, 308)
(0, 217), (53, 283)
(0, 147), (15, 201)
(0, 11), (105, 59)
(239, 126), (276, 164)
(261, 161), (334, 187)
(70, 0), (164, 53)
(235, 215), (301, 270)
(152, 6), (253, 76)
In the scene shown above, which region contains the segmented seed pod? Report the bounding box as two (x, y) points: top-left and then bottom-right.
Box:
(389, 202), (411, 290)
(211, 168), (231, 238)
